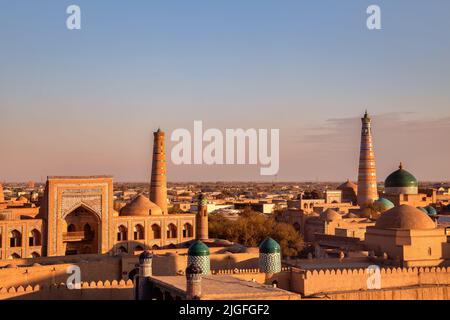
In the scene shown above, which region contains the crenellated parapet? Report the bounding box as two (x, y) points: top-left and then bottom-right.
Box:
(0, 279), (134, 300)
(292, 266), (450, 297)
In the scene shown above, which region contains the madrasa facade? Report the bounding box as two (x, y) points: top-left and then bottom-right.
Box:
(0, 129), (202, 260)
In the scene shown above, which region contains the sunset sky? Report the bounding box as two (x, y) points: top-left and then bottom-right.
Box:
(1, 0), (450, 182)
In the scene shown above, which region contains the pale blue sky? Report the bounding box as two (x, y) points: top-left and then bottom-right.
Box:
(0, 1), (449, 182)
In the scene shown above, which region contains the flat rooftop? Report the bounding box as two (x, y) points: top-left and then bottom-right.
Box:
(150, 274), (300, 300)
(47, 175), (113, 180)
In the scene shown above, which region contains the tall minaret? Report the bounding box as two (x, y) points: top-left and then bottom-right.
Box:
(196, 193), (209, 241)
(150, 128), (168, 214)
(0, 183), (4, 202)
(357, 111), (378, 207)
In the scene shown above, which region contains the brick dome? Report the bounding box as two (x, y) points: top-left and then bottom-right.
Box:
(119, 195), (162, 216)
(320, 209), (342, 222)
(375, 205), (436, 230)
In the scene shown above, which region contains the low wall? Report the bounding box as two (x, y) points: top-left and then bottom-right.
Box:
(0, 280), (134, 300)
(291, 266), (450, 297)
(325, 285), (450, 300)
(122, 251), (259, 278)
(0, 256), (122, 288)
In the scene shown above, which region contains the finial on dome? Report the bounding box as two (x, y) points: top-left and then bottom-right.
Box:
(399, 162), (403, 170)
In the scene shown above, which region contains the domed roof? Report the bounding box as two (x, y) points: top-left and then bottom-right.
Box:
(418, 207), (428, 213)
(338, 179), (357, 191)
(119, 195), (162, 216)
(425, 206), (437, 215)
(139, 250), (153, 263)
(385, 163), (418, 188)
(259, 237), (281, 254)
(373, 198), (395, 212)
(375, 205), (436, 230)
(320, 208), (342, 222)
(188, 240), (210, 256)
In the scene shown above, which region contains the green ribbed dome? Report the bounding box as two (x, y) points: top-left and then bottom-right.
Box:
(188, 240), (210, 256)
(385, 163), (418, 188)
(259, 237), (281, 254)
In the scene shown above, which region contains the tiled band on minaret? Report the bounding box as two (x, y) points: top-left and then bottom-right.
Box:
(357, 111), (378, 206)
(150, 129), (168, 214)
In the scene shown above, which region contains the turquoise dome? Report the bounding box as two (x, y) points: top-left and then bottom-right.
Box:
(259, 237), (281, 254)
(385, 163), (418, 188)
(373, 198), (395, 211)
(188, 241), (210, 256)
(425, 206), (437, 216)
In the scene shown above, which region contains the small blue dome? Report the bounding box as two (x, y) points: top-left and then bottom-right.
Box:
(259, 237), (281, 254)
(373, 198), (395, 212)
(188, 241), (210, 256)
(425, 206), (437, 216)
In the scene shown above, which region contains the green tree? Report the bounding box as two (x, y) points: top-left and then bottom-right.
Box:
(208, 210), (304, 257)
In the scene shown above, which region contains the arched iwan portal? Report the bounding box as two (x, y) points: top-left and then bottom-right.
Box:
(63, 204), (100, 255)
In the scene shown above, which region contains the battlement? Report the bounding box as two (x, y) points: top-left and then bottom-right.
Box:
(212, 267), (291, 275)
(291, 266), (450, 297)
(0, 279), (133, 300)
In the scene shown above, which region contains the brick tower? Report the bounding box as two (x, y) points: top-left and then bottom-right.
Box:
(0, 183), (4, 202)
(196, 193), (209, 241)
(357, 111), (378, 207)
(150, 129), (168, 214)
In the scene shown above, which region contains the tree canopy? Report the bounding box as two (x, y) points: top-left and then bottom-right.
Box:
(209, 208), (304, 257)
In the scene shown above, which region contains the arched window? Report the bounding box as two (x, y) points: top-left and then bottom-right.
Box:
(83, 223), (94, 240)
(10, 253), (21, 259)
(151, 245), (160, 250)
(10, 230), (22, 247)
(303, 203), (308, 209)
(151, 224), (161, 239)
(182, 223), (193, 238)
(118, 246), (128, 254)
(166, 223), (177, 239)
(117, 225), (128, 241)
(29, 229), (41, 246)
(134, 224), (145, 240)
(31, 252), (40, 258)
(67, 224), (76, 232)
(135, 245), (144, 252)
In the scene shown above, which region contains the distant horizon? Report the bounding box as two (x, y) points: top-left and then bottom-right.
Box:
(2, 179), (450, 185)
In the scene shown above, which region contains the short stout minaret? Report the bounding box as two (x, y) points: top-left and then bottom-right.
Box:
(196, 193), (208, 240)
(150, 129), (168, 214)
(135, 251), (153, 300)
(185, 264), (202, 300)
(357, 111), (378, 207)
(259, 237), (281, 284)
(187, 240), (210, 275)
